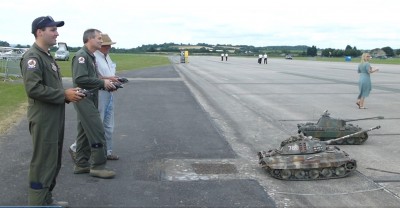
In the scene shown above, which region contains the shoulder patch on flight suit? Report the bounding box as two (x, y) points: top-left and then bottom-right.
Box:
(26, 59), (38, 70)
(78, 57), (85, 64)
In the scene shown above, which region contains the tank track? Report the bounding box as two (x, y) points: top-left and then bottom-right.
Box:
(322, 132), (369, 145)
(262, 160), (357, 180)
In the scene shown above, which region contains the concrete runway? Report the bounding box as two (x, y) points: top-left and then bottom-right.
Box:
(0, 56), (399, 207)
(172, 56), (400, 207)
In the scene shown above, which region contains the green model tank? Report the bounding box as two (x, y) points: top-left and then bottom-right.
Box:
(297, 110), (383, 145)
(257, 126), (380, 180)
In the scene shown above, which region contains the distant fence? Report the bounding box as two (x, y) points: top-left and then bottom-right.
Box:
(0, 56), (22, 80)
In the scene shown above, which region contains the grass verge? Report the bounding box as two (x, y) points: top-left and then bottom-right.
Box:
(0, 82), (27, 134)
(57, 53), (171, 77)
(0, 54), (170, 134)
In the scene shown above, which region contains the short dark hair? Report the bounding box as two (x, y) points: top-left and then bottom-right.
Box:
(83, 29), (101, 44)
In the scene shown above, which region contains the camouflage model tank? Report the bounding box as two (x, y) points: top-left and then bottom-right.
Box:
(297, 110), (383, 145)
(257, 126), (380, 180)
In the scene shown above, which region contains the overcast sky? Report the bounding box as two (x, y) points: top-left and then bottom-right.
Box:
(2, 0), (399, 50)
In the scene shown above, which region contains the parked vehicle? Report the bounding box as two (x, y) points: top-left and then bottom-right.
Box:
(375, 55), (387, 59)
(0, 47), (27, 58)
(55, 42), (70, 61)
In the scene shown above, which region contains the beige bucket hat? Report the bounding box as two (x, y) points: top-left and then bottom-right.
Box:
(101, 33), (116, 46)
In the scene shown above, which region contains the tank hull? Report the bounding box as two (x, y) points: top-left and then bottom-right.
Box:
(297, 123), (368, 145)
(258, 148), (357, 180)
(296, 110), (382, 145)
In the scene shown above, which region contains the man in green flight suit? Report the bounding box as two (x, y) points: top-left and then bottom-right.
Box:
(20, 16), (85, 206)
(72, 28), (116, 178)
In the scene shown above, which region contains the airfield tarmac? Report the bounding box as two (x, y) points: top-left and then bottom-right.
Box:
(0, 56), (399, 207)
(173, 56), (400, 207)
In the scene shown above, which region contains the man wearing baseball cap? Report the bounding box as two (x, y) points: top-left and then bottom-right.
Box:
(69, 33), (122, 161)
(31, 16), (65, 34)
(21, 15), (83, 207)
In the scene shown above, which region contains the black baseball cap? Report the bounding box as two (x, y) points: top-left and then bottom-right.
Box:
(31, 16), (64, 34)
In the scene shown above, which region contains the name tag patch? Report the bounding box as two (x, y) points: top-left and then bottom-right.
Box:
(51, 63), (58, 71)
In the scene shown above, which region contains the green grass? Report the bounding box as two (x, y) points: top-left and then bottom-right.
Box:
(0, 82), (26, 110)
(0, 82), (27, 132)
(289, 56), (400, 64)
(0, 54), (170, 133)
(57, 53), (171, 77)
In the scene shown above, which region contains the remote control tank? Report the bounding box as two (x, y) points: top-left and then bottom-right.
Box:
(297, 110), (383, 145)
(257, 126), (380, 180)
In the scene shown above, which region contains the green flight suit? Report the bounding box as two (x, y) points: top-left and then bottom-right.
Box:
(72, 46), (107, 170)
(20, 43), (66, 205)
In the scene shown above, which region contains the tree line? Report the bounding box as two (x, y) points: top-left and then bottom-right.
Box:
(1, 40), (399, 57)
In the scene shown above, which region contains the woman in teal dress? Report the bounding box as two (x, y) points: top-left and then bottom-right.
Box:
(356, 53), (379, 109)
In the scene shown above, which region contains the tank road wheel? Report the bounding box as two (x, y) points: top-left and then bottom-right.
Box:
(359, 133), (369, 144)
(309, 169), (320, 179)
(335, 167), (346, 177)
(346, 137), (356, 145)
(294, 170), (306, 179)
(354, 138), (362, 144)
(345, 162), (356, 170)
(271, 169), (281, 177)
(334, 138), (344, 145)
(321, 168), (333, 178)
(281, 169), (292, 179)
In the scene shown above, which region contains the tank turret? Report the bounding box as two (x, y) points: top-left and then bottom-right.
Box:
(258, 126), (380, 180)
(297, 110), (383, 144)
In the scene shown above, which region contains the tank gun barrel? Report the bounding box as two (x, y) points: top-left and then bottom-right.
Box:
(324, 126), (381, 145)
(344, 116), (384, 122)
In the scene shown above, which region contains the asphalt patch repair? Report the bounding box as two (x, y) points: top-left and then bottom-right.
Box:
(192, 163), (238, 174)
